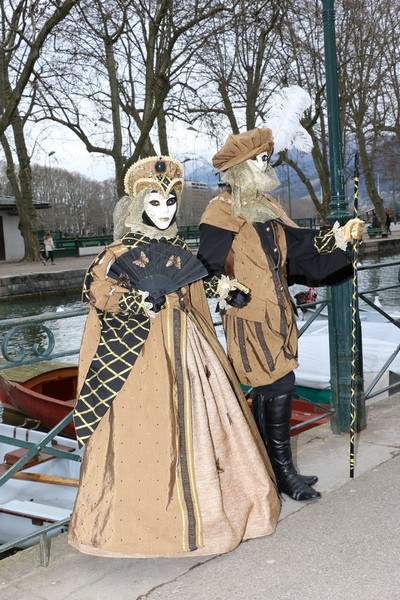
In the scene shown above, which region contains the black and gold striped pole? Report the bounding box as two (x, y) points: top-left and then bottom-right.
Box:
(349, 152), (360, 478)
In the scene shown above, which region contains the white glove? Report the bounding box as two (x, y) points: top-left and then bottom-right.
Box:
(217, 275), (250, 310)
(341, 218), (365, 242)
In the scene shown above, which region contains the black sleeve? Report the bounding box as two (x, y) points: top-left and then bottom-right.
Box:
(284, 224), (353, 287)
(197, 223), (234, 276)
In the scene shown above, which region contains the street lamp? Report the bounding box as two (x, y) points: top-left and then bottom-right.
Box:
(286, 163), (292, 218)
(47, 151), (56, 231)
(321, 0), (365, 436)
(322, 0), (349, 223)
(180, 156), (195, 180)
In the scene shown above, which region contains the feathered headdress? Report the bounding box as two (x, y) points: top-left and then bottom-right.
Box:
(264, 86), (313, 154)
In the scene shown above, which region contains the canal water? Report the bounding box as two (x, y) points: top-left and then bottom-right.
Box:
(0, 256), (399, 364)
(0, 292), (87, 365)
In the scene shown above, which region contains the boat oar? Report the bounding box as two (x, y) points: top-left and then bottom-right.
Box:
(0, 465), (78, 486)
(349, 152), (360, 478)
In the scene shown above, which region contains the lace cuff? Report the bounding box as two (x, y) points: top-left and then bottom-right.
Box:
(204, 274), (249, 310)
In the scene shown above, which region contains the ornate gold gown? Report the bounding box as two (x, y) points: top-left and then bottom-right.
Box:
(68, 234), (280, 558)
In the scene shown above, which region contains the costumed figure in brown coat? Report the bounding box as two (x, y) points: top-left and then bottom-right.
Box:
(197, 128), (364, 502)
(68, 156), (281, 558)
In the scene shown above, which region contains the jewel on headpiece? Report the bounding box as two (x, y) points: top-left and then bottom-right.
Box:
(124, 156), (184, 199)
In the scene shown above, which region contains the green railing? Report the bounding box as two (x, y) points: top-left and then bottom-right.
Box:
(38, 235), (114, 258)
(178, 226), (200, 247)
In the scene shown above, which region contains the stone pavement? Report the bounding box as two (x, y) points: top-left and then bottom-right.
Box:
(0, 254), (94, 278)
(1, 393), (399, 600)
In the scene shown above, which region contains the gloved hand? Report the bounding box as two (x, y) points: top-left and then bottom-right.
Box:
(226, 289), (251, 308)
(147, 292), (166, 313)
(341, 218), (365, 242)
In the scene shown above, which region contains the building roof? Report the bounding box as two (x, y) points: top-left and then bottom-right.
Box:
(0, 195), (49, 211)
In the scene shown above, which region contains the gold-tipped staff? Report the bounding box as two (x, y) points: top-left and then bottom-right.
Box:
(349, 152), (360, 478)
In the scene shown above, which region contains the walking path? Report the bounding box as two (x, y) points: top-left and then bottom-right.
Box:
(0, 254), (93, 278)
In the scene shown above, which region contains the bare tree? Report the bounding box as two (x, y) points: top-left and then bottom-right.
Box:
(179, 0), (287, 135)
(337, 0), (400, 224)
(33, 163), (116, 235)
(33, 0), (229, 197)
(0, 0), (80, 260)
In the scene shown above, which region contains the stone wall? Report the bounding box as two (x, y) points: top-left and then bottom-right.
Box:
(0, 269), (87, 300)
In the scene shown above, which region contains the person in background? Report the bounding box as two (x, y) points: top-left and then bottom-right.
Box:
(68, 155), (280, 558)
(197, 127), (364, 502)
(385, 212), (391, 235)
(41, 231), (56, 265)
(371, 211), (380, 229)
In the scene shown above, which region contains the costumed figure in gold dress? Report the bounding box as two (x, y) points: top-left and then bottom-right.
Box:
(68, 156), (281, 558)
(197, 124), (364, 502)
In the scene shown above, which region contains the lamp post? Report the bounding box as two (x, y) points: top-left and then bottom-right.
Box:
(47, 151), (56, 231)
(321, 0), (365, 433)
(286, 163), (292, 218)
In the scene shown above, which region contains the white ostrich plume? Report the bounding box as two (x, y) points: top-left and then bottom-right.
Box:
(265, 86), (313, 154)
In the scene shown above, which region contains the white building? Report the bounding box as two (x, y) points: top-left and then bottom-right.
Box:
(0, 195), (48, 261)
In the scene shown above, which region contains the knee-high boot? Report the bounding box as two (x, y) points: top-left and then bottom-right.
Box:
(252, 393), (321, 501)
(252, 392), (318, 487)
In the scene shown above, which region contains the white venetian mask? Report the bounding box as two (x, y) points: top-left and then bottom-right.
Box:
(246, 151), (270, 173)
(143, 191), (177, 230)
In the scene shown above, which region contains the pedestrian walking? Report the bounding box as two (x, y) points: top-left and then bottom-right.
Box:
(385, 212), (392, 235)
(41, 231), (56, 265)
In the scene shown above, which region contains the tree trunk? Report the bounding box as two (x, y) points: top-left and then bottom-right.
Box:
(5, 112), (41, 261)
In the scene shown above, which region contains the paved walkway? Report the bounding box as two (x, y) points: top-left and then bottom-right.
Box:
(1, 393), (400, 599)
(0, 254), (94, 278)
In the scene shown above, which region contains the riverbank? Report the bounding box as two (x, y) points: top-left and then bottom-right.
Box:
(0, 256), (93, 300)
(0, 224), (399, 299)
(358, 222), (400, 259)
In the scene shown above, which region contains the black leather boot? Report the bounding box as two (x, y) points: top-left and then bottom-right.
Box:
(252, 392), (321, 501)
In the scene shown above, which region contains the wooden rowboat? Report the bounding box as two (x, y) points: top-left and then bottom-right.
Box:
(0, 367), (77, 439)
(0, 422), (81, 550)
(0, 366), (331, 441)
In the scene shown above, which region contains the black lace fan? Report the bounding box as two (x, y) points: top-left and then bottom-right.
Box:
(108, 241), (208, 294)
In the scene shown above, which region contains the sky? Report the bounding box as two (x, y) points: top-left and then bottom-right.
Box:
(30, 122), (218, 184)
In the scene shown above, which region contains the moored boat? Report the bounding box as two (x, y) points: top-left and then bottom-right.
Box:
(0, 367), (77, 438)
(0, 364), (330, 438)
(0, 422), (81, 550)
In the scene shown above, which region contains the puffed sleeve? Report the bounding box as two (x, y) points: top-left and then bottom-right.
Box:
(284, 224), (353, 286)
(83, 246), (149, 316)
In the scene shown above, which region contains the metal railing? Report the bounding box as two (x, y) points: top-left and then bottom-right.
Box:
(0, 411), (80, 563)
(0, 309), (85, 560)
(294, 260), (400, 401)
(357, 260), (400, 400)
